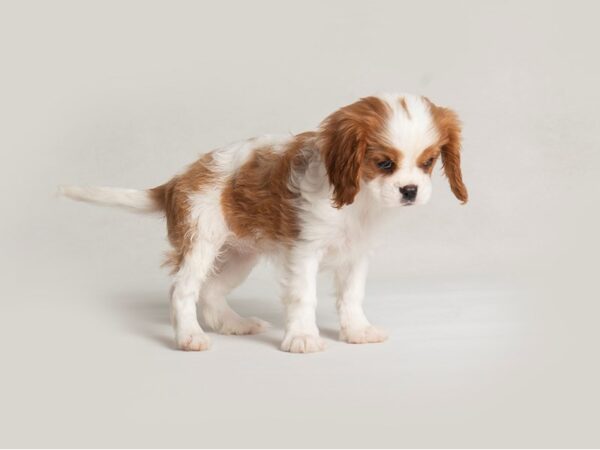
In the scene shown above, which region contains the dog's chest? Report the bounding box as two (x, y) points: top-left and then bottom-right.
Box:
(319, 213), (377, 267)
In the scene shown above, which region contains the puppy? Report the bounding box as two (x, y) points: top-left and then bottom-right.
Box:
(61, 93), (467, 353)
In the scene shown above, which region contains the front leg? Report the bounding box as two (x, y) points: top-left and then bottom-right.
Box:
(335, 256), (388, 344)
(280, 249), (325, 353)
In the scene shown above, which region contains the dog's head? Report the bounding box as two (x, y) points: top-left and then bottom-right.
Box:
(319, 94), (467, 208)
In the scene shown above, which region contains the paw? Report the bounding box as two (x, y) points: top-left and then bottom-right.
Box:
(340, 325), (388, 344)
(176, 331), (211, 351)
(280, 333), (325, 353)
(218, 316), (270, 335)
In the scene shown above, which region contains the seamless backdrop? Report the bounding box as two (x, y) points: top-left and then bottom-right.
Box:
(0, 0), (599, 447)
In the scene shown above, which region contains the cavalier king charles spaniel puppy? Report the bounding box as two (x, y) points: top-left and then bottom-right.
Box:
(61, 93), (467, 353)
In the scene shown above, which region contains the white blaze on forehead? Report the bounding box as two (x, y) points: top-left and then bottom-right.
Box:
(379, 93), (439, 160)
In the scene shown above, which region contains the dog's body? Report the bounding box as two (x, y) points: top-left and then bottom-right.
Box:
(61, 93), (467, 353)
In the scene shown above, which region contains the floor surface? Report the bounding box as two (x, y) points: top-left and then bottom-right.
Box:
(1, 255), (597, 447)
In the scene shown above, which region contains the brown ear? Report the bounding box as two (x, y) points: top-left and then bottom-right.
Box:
(320, 115), (366, 207)
(431, 105), (468, 203)
(319, 97), (388, 208)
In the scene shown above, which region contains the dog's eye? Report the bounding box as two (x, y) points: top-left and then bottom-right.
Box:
(377, 160), (394, 171)
(422, 157), (435, 168)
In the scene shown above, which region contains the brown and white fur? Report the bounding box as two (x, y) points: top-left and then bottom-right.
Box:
(60, 93), (467, 353)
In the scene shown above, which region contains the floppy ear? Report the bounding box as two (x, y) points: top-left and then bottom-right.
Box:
(319, 107), (368, 208)
(432, 105), (468, 203)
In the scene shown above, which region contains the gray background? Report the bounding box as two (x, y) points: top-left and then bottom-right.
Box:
(1, 0), (599, 447)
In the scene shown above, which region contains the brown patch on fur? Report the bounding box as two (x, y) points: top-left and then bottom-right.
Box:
(416, 146), (441, 175)
(150, 153), (218, 271)
(319, 97), (392, 207)
(399, 97), (412, 120)
(221, 133), (313, 244)
(426, 98), (468, 203)
(362, 146), (403, 181)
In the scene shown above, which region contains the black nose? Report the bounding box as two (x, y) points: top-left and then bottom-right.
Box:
(399, 184), (418, 201)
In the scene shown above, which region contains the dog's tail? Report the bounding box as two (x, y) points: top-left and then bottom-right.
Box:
(58, 184), (166, 214)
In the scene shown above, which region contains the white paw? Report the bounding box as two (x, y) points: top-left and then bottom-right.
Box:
(176, 331), (211, 351)
(218, 316), (270, 335)
(340, 325), (388, 344)
(280, 333), (325, 353)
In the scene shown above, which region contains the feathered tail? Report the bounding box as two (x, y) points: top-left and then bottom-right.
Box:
(58, 185), (164, 213)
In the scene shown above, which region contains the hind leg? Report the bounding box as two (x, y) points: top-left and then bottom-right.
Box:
(171, 238), (223, 351)
(200, 248), (269, 335)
